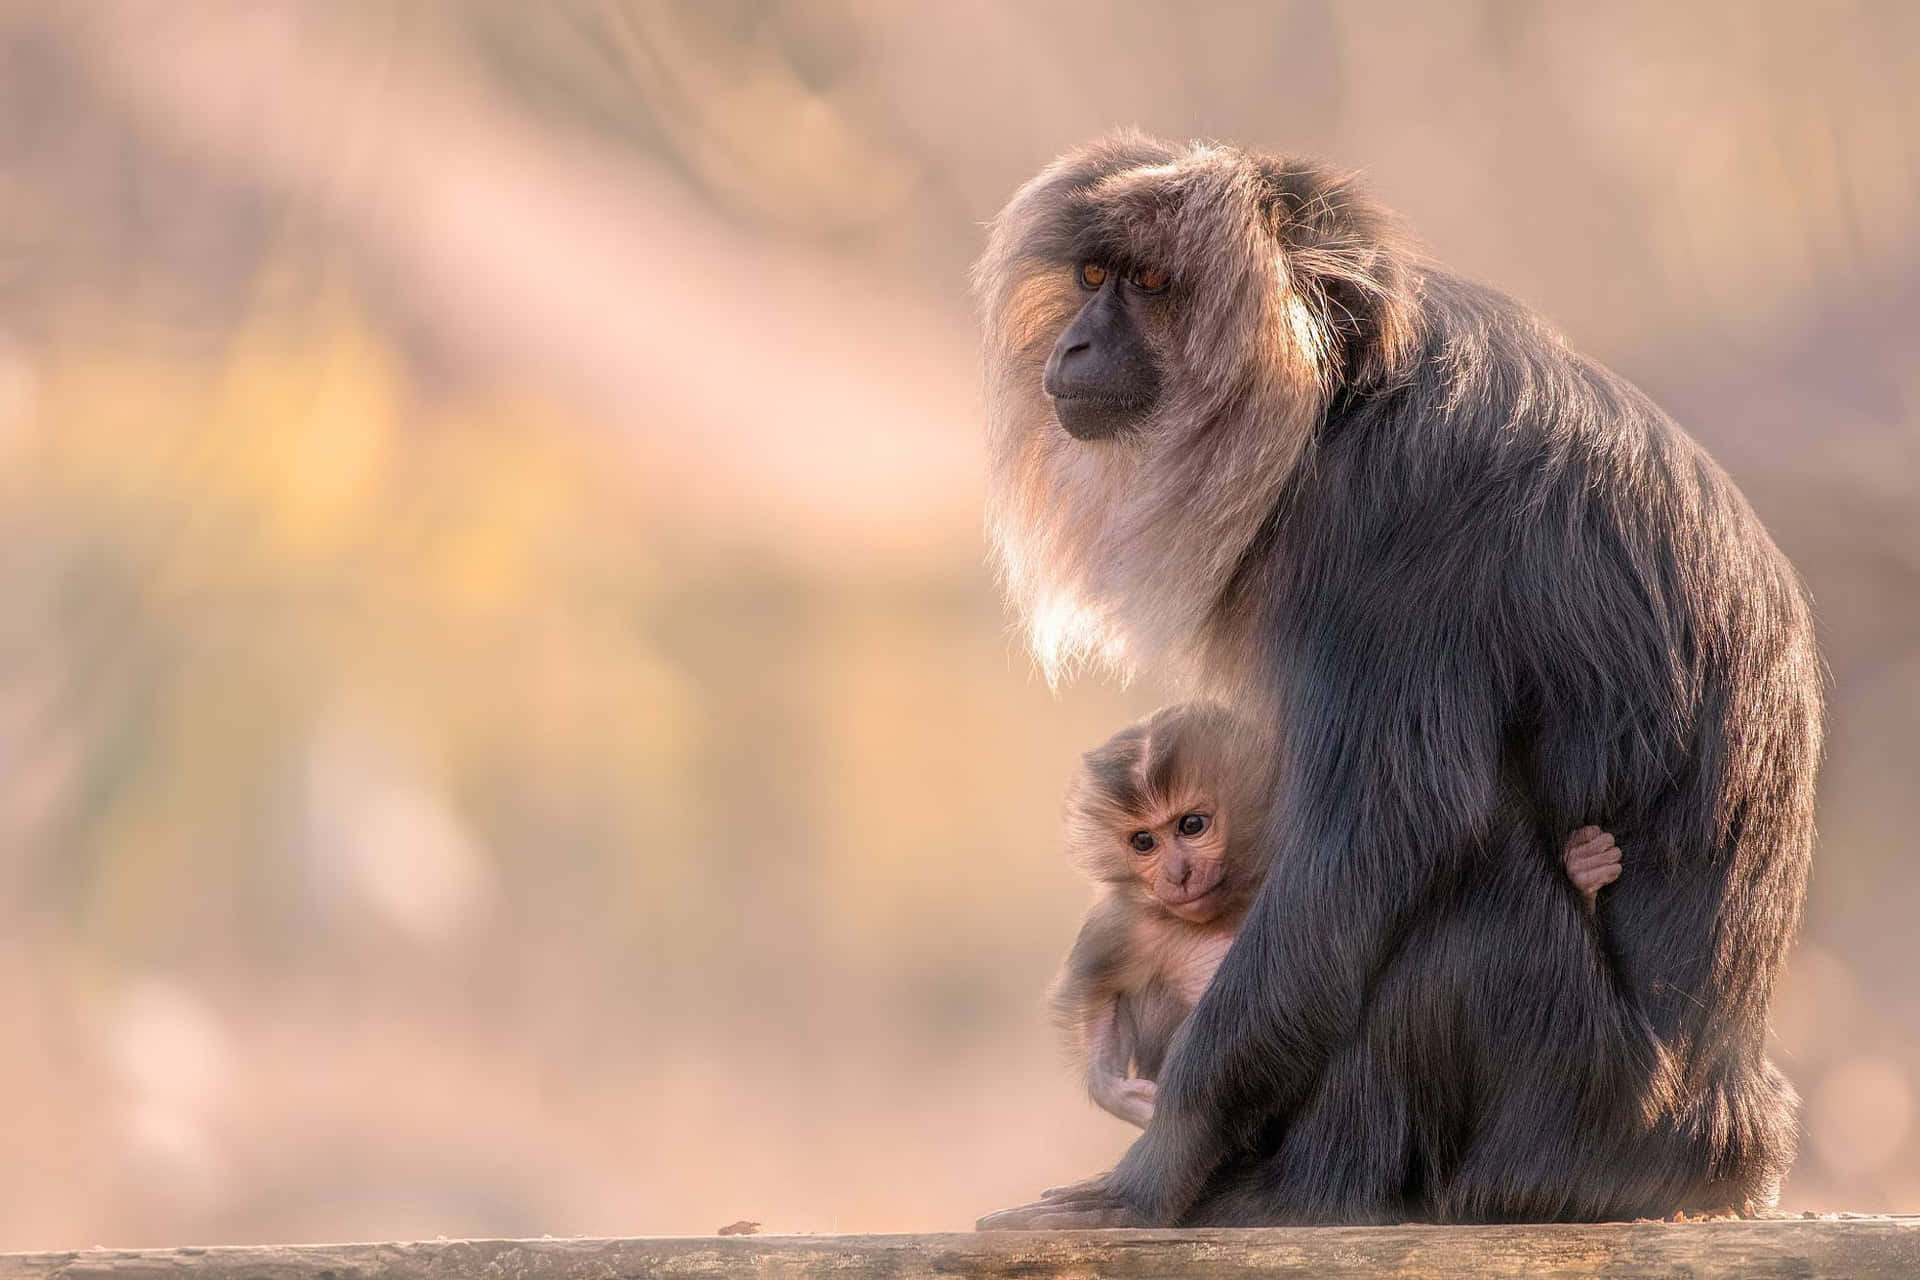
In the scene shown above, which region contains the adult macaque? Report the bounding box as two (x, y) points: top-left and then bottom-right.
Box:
(1055, 704), (1624, 1130)
(976, 133), (1821, 1226)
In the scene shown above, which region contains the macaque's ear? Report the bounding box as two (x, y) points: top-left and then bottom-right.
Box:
(1260, 163), (1420, 392)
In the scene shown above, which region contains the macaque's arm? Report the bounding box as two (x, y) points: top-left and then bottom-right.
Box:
(986, 595), (1504, 1230)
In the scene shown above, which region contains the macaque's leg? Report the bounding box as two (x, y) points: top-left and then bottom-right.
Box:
(1086, 1000), (1158, 1127)
(1562, 826), (1623, 910)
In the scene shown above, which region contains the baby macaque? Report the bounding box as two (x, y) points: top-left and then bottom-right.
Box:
(1052, 703), (1625, 1128)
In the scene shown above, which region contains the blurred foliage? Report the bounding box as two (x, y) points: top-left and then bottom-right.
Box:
(465, 0), (924, 238)
(0, 0), (1914, 1249)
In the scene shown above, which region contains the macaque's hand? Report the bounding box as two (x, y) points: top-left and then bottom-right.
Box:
(1091, 1074), (1157, 1128)
(1564, 826), (1623, 910)
(976, 1172), (1146, 1230)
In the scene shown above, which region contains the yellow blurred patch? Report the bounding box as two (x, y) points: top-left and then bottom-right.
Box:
(213, 280), (396, 563)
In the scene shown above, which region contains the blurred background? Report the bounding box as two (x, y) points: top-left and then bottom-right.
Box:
(0, 0), (1914, 1248)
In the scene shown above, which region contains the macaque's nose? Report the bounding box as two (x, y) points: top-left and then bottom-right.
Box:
(1166, 854), (1192, 887)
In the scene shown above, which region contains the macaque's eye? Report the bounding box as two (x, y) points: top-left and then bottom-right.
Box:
(1129, 830), (1156, 854)
(1128, 266), (1169, 293)
(1078, 262), (1108, 290)
(1177, 813), (1209, 837)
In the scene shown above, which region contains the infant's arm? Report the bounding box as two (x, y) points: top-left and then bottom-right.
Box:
(1050, 898), (1157, 1127)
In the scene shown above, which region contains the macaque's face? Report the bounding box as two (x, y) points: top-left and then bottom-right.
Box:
(1122, 796), (1233, 923)
(1039, 258), (1176, 441)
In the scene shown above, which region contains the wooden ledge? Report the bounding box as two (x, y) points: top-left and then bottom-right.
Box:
(5, 1219), (1918, 1279)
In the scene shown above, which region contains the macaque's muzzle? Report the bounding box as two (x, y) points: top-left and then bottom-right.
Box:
(1153, 854), (1229, 918)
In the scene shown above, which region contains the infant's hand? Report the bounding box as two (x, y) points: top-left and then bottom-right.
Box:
(1563, 825), (1623, 910)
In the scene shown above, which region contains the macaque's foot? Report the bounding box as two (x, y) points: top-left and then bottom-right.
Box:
(1041, 1172), (1111, 1200)
(977, 1174), (1146, 1230)
(1091, 1075), (1157, 1128)
(1564, 825), (1623, 909)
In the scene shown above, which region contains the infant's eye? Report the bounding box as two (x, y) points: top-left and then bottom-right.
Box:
(1177, 813), (1209, 837)
(1129, 266), (1169, 293)
(1129, 830), (1156, 853)
(1078, 262), (1108, 290)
